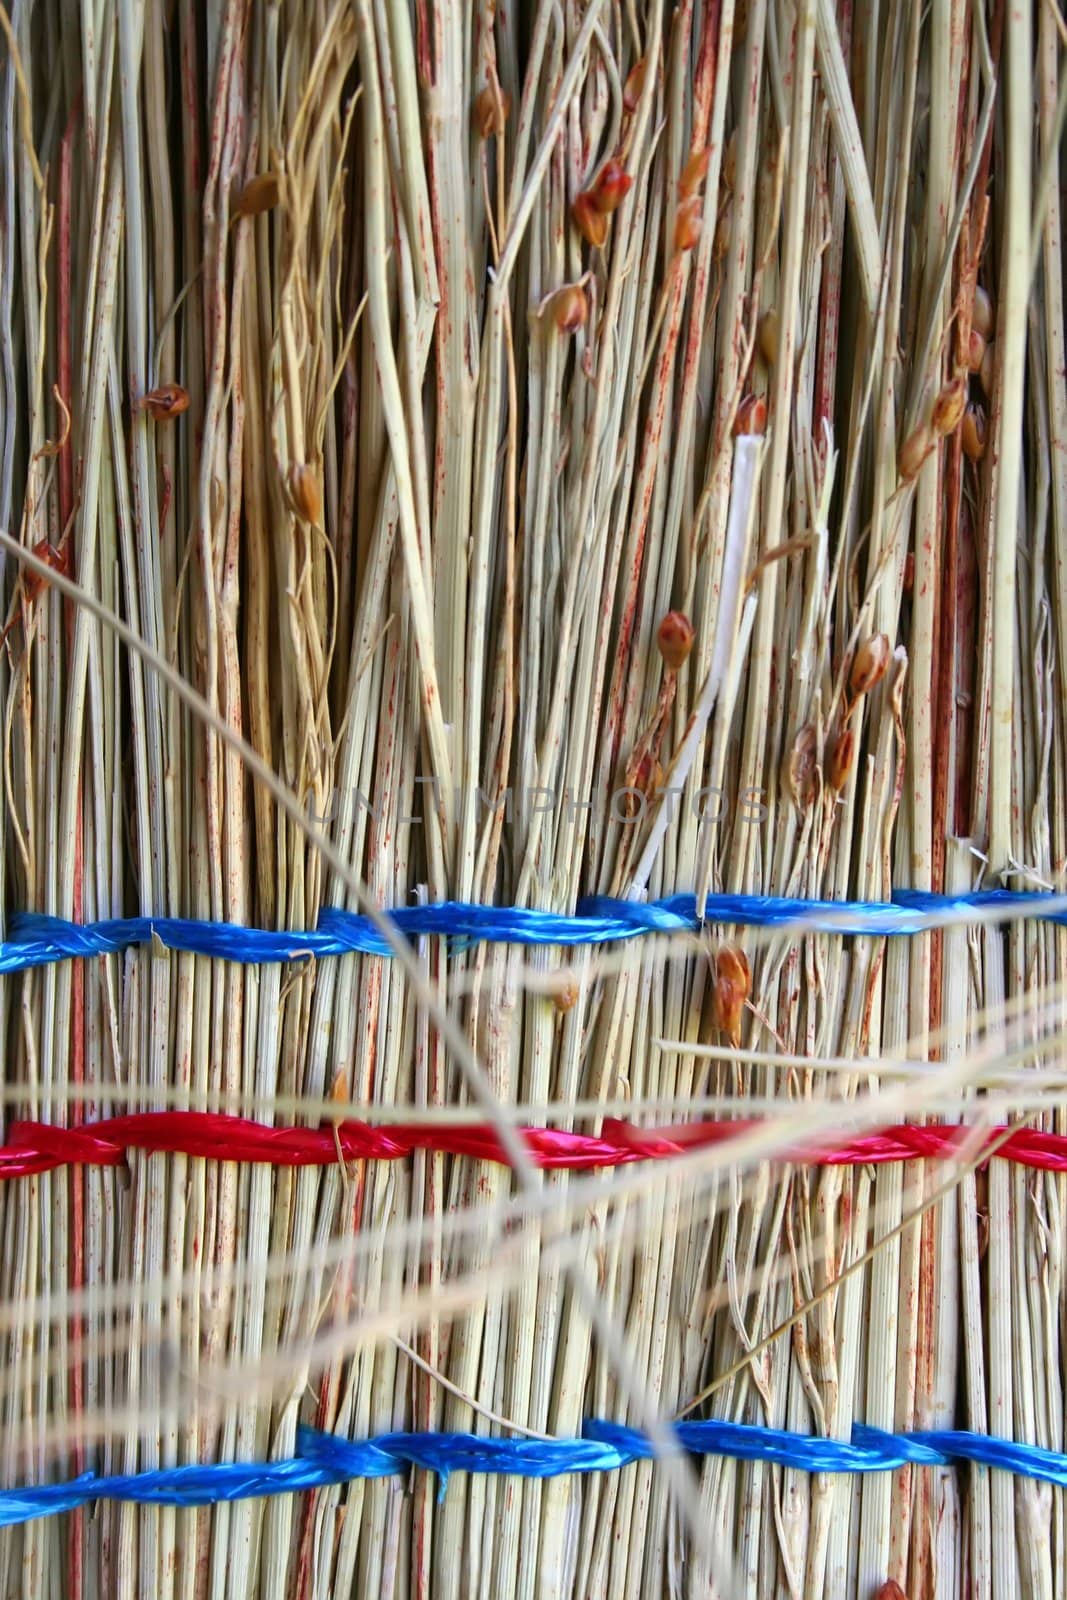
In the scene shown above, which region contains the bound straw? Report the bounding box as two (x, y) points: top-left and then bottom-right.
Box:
(3, 887), (1067, 973)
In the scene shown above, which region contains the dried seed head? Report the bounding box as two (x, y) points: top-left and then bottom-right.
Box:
(722, 130), (737, 192)
(850, 633), (891, 697)
(328, 1068), (349, 1128)
(287, 462), (323, 525)
(590, 159), (633, 214)
(656, 610), (695, 671)
(713, 205), (732, 257)
(621, 751), (663, 815)
(979, 338), (994, 398)
(931, 374), (967, 436)
(786, 723), (818, 807)
(961, 403), (987, 462)
(623, 57), (647, 113)
(733, 393), (767, 437)
(757, 308), (779, 368)
(674, 194), (703, 253)
(679, 147), (711, 198)
(965, 326), (986, 374)
(24, 538), (70, 604)
(711, 946), (751, 1047)
(473, 85), (510, 138)
(234, 172), (281, 217)
(573, 192), (609, 248)
(551, 973), (580, 1013)
(138, 383), (190, 421)
(550, 283), (589, 333)
(898, 422), (931, 481)
(827, 726), (854, 791)
(971, 284), (994, 341)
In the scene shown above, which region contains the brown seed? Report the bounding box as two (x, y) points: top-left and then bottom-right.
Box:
(623, 57), (647, 114)
(551, 973), (580, 1013)
(786, 723), (818, 806)
(979, 338), (994, 398)
(674, 195), (703, 253)
(757, 308), (779, 368)
(903, 550), (915, 593)
(550, 284), (589, 333)
(679, 148), (711, 198)
(898, 422), (932, 481)
(713, 205), (732, 257)
(711, 946), (751, 1048)
(573, 192), (609, 248)
(287, 462), (323, 525)
(931, 374), (966, 436)
(850, 633), (891, 697)
(234, 172), (281, 217)
(827, 726), (854, 791)
(473, 85), (510, 139)
(733, 393), (767, 437)
(971, 284), (994, 341)
(138, 383), (190, 421)
(965, 325), (986, 374)
(590, 159), (633, 214)
(961, 403), (987, 462)
(657, 611), (695, 671)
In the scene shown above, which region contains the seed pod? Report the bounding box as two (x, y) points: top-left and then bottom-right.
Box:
(590, 159), (633, 214)
(898, 422), (931, 481)
(550, 283), (589, 333)
(623, 57), (647, 113)
(473, 86), (510, 138)
(234, 172), (281, 217)
(786, 723), (818, 806)
(679, 148), (710, 198)
(965, 326), (986, 374)
(971, 284), (994, 340)
(827, 726), (854, 792)
(573, 192), (609, 248)
(657, 610), (695, 671)
(288, 462), (323, 525)
(979, 338), (994, 398)
(733, 393), (767, 437)
(931, 375), (966, 436)
(850, 633), (891, 697)
(757, 308), (779, 368)
(551, 973), (580, 1013)
(961, 403), (987, 462)
(711, 946), (751, 1048)
(674, 195), (703, 253)
(138, 383), (190, 421)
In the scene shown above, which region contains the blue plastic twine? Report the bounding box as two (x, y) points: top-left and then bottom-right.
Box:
(3, 888), (1067, 974)
(2, 1418), (1066, 1526)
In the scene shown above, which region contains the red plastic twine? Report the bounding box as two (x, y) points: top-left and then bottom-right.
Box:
(0, 1111), (1065, 1180)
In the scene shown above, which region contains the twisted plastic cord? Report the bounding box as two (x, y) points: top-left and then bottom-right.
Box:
(2, 1111), (1067, 1180)
(3, 888), (1067, 973)
(1, 1419), (1065, 1526)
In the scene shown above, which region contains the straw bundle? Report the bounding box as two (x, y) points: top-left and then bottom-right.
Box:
(0, 0), (1064, 1594)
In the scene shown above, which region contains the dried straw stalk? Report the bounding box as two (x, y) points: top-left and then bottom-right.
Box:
(0, 0), (1064, 1596)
